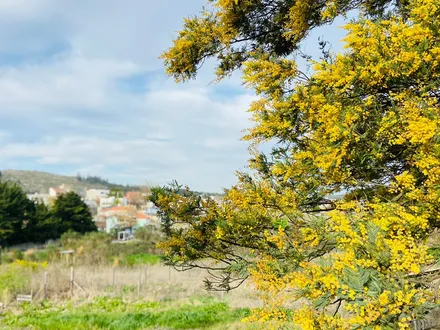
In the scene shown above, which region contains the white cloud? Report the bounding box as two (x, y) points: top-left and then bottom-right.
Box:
(0, 0), (45, 14)
(0, 72), (253, 190)
(0, 55), (141, 115)
(0, 0), (256, 191)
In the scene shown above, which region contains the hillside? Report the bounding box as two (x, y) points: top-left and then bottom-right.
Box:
(0, 170), (136, 193)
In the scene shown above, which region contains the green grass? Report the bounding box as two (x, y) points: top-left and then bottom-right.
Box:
(428, 246), (440, 262)
(123, 253), (162, 266)
(1, 296), (251, 330)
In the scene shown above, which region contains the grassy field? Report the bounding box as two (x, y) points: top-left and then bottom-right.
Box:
(0, 296), (252, 330)
(0, 260), (260, 329)
(0, 232), (261, 329)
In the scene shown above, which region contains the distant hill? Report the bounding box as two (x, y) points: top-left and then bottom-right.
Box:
(0, 170), (139, 194)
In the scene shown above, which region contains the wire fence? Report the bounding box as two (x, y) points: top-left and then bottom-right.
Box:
(15, 264), (256, 309)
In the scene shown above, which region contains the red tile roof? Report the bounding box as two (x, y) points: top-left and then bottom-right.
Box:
(136, 212), (149, 219)
(99, 206), (135, 216)
(126, 191), (142, 199)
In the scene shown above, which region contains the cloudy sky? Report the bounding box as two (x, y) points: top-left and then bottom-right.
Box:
(0, 0), (347, 192)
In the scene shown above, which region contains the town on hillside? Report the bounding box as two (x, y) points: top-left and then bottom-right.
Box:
(27, 184), (161, 240)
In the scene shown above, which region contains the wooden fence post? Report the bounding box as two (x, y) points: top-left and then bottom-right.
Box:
(112, 267), (116, 287)
(43, 272), (48, 299)
(70, 267), (74, 297)
(137, 269), (142, 300)
(144, 266), (148, 286)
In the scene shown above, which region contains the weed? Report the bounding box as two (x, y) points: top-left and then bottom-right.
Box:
(1, 296), (251, 329)
(123, 253), (161, 266)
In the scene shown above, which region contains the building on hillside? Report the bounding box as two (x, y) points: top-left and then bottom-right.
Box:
(98, 206), (135, 217)
(27, 193), (50, 205)
(85, 189), (110, 201)
(142, 201), (163, 225)
(134, 211), (152, 228)
(105, 216), (119, 233)
(95, 205), (163, 233)
(125, 191), (144, 208)
(144, 201), (159, 215)
(200, 195), (224, 206)
(99, 196), (118, 208)
(210, 195), (224, 204)
(75, 188), (87, 198)
(95, 219), (106, 231)
(85, 200), (98, 216)
(96, 206), (136, 233)
(59, 184), (73, 192)
(49, 187), (66, 198)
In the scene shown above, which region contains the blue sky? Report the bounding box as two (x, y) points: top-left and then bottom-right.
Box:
(0, 0), (348, 192)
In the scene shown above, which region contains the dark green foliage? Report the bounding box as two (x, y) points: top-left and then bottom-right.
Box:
(76, 173), (140, 192)
(24, 203), (57, 243)
(24, 195), (96, 244)
(0, 181), (34, 246)
(0, 183), (97, 246)
(51, 192), (97, 235)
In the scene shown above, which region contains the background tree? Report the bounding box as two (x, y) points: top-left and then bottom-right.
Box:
(109, 188), (124, 198)
(156, 0), (440, 328)
(0, 181), (34, 246)
(24, 203), (58, 243)
(51, 192), (97, 235)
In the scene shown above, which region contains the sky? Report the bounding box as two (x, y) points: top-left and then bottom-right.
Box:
(0, 0), (349, 192)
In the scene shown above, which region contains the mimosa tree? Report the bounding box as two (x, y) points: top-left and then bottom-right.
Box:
(154, 0), (440, 328)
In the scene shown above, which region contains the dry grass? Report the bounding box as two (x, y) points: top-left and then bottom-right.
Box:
(26, 263), (260, 309)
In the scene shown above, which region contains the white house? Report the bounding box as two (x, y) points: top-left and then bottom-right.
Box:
(100, 196), (118, 208)
(85, 189), (110, 201)
(27, 193), (50, 205)
(49, 187), (65, 197)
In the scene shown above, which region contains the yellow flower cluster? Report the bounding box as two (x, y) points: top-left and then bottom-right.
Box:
(14, 259), (48, 270)
(159, 0), (440, 328)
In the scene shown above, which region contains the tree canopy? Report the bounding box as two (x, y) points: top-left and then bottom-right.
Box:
(156, 0), (440, 328)
(0, 181), (34, 246)
(161, 0), (410, 82)
(52, 192), (96, 235)
(0, 180), (96, 246)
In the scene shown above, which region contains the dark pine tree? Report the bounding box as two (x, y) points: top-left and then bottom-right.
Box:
(0, 181), (34, 246)
(24, 203), (58, 243)
(52, 192), (97, 235)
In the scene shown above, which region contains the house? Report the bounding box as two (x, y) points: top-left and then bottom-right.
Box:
(95, 219), (107, 231)
(145, 202), (159, 215)
(59, 184), (73, 192)
(100, 196), (118, 208)
(49, 187), (66, 198)
(85, 189), (110, 201)
(134, 211), (152, 228)
(27, 193), (50, 205)
(97, 206), (137, 233)
(105, 216), (119, 233)
(125, 191), (144, 207)
(99, 206), (135, 217)
(85, 200), (98, 216)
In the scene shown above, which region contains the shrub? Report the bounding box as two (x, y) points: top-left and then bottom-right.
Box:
(0, 260), (46, 303)
(123, 253), (162, 267)
(0, 249), (24, 264)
